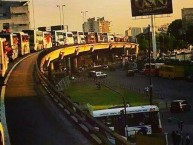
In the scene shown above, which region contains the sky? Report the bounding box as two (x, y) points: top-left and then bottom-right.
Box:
(29, 0), (193, 34)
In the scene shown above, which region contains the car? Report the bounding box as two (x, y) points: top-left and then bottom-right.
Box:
(170, 100), (191, 113)
(126, 69), (135, 77)
(94, 71), (107, 78)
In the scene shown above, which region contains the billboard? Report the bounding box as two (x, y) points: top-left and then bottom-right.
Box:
(131, 0), (173, 17)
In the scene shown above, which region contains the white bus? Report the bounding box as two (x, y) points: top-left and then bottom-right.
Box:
(92, 105), (162, 137)
(23, 30), (43, 51)
(71, 31), (85, 44)
(64, 32), (74, 45)
(51, 30), (65, 46)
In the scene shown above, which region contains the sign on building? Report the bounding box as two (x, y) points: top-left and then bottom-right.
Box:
(130, 0), (173, 17)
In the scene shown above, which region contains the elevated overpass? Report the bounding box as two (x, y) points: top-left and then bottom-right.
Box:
(1, 42), (139, 145)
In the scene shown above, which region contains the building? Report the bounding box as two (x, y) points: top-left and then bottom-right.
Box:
(0, 0), (30, 32)
(125, 27), (141, 38)
(182, 8), (193, 30)
(83, 17), (111, 33)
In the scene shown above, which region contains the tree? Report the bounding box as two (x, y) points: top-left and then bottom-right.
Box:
(167, 19), (183, 40)
(186, 25), (193, 45)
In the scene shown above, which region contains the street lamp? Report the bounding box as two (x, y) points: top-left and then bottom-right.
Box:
(147, 25), (153, 105)
(57, 5), (62, 30)
(81, 11), (88, 23)
(96, 81), (128, 138)
(85, 11), (88, 22)
(81, 11), (85, 23)
(62, 5), (66, 31)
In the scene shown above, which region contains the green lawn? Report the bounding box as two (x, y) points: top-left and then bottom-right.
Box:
(65, 81), (149, 110)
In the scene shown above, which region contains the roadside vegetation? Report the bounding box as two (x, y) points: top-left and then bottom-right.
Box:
(65, 81), (149, 110)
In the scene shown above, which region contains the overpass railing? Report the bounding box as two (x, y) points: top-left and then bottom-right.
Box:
(35, 43), (134, 145)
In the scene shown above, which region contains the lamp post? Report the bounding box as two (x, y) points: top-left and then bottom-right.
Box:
(62, 5), (66, 31)
(81, 11), (85, 23)
(81, 11), (88, 23)
(147, 25), (153, 105)
(85, 11), (88, 22)
(57, 5), (62, 30)
(96, 81), (128, 139)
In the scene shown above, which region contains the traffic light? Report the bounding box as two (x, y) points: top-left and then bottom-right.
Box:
(178, 121), (183, 131)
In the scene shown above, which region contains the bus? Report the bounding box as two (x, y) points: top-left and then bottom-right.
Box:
(159, 65), (184, 79)
(85, 32), (96, 44)
(64, 32), (74, 45)
(43, 31), (52, 49)
(14, 32), (30, 56)
(71, 31), (85, 44)
(0, 32), (19, 61)
(0, 38), (9, 77)
(143, 63), (164, 76)
(51, 30), (65, 46)
(92, 105), (162, 137)
(23, 30), (43, 51)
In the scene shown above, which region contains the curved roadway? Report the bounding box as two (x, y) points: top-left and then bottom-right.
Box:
(4, 53), (93, 145)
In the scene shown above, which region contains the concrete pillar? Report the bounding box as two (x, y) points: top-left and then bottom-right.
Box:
(66, 57), (71, 76)
(48, 62), (54, 81)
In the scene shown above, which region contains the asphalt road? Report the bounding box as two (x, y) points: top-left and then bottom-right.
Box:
(4, 53), (93, 145)
(105, 69), (193, 145)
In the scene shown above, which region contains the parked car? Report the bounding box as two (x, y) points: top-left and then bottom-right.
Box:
(94, 71), (107, 78)
(126, 69), (135, 77)
(170, 100), (191, 113)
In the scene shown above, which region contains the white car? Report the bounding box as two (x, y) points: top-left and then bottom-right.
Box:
(94, 71), (107, 78)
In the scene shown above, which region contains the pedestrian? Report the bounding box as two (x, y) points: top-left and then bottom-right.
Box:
(176, 131), (181, 145)
(185, 133), (190, 145)
(171, 130), (177, 145)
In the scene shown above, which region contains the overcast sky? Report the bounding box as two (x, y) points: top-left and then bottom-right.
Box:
(30, 0), (193, 34)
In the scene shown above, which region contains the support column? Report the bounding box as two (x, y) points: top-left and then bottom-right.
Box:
(66, 57), (71, 76)
(48, 62), (54, 82)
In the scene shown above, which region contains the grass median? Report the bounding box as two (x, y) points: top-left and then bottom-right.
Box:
(65, 80), (149, 110)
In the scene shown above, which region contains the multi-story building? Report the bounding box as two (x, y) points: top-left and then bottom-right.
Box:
(83, 17), (111, 33)
(0, 0), (30, 32)
(182, 8), (193, 30)
(125, 27), (141, 37)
